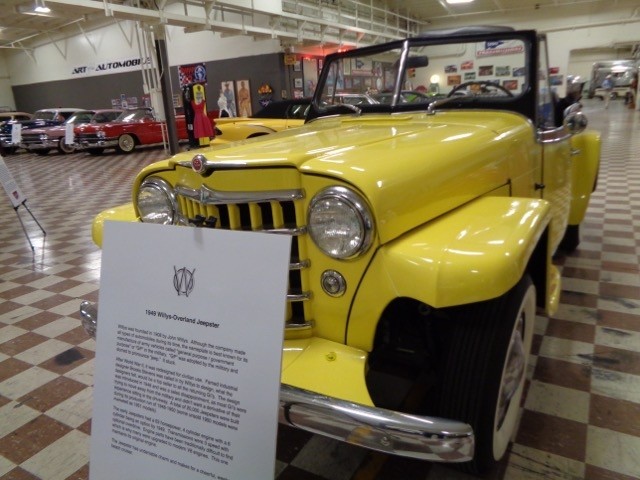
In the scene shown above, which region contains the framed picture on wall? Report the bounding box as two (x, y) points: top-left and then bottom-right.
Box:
(236, 79), (252, 117)
(294, 78), (303, 88)
(220, 81), (237, 117)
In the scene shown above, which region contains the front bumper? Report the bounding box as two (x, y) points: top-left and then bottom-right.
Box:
(79, 301), (474, 462)
(21, 139), (59, 150)
(75, 139), (118, 149)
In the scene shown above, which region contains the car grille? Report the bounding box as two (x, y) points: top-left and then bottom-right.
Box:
(76, 133), (101, 141)
(174, 183), (312, 331)
(20, 133), (43, 145)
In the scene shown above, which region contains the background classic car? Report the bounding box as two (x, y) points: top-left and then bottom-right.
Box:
(0, 107), (82, 154)
(211, 98), (310, 145)
(80, 27), (600, 475)
(20, 109), (122, 155)
(74, 107), (214, 154)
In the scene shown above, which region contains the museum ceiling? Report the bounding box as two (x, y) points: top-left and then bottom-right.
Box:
(0, 0), (639, 54)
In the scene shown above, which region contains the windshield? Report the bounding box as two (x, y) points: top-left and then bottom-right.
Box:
(116, 109), (153, 122)
(65, 111), (94, 124)
(33, 111), (57, 121)
(317, 33), (529, 111)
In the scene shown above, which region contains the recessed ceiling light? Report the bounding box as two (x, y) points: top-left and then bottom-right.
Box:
(446, 0), (474, 4)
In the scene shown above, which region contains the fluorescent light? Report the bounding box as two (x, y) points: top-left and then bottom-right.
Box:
(446, 0), (474, 4)
(34, 0), (51, 13)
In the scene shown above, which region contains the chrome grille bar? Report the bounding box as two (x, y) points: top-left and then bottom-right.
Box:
(175, 185), (304, 204)
(175, 182), (312, 330)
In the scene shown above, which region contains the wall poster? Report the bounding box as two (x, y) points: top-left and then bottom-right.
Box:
(235, 80), (252, 117)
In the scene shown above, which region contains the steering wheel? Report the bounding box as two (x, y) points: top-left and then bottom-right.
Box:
(448, 80), (514, 97)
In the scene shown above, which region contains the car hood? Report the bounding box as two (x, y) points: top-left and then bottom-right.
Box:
(169, 111), (532, 243)
(1, 119), (58, 133)
(23, 125), (66, 135)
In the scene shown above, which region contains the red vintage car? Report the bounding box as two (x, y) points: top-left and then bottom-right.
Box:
(74, 108), (213, 154)
(21, 109), (122, 155)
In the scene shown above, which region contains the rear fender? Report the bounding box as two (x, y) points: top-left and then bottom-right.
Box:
(347, 197), (554, 351)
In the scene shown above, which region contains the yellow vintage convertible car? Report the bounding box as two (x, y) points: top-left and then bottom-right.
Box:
(81, 26), (600, 474)
(211, 98), (310, 145)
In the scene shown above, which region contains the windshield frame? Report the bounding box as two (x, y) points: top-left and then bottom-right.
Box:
(309, 28), (538, 122)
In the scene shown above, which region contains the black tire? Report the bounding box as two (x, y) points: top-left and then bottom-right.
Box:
(1, 146), (17, 155)
(58, 138), (75, 154)
(87, 148), (104, 155)
(559, 224), (580, 252)
(35, 149), (50, 156)
(117, 134), (136, 153)
(437, 275), (535, 474)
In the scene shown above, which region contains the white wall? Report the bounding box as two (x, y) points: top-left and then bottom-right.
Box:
(0, 55), (16, 110)
(1, 4), (638, 102)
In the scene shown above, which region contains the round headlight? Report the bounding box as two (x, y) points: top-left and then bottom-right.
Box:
(308, 186), (373, 259)
(136, 177), (176, 224)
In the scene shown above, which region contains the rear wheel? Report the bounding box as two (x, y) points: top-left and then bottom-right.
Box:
(58, 138), (74, 154)
(437, 275), (535, 474)
(117, 134), (136, 153)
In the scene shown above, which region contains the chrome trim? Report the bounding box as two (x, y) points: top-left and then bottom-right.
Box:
(536, 126), (570, 144)
(79, 301), (97, 338)
(290, 260), (311, 270)
(269, 227), (307, 236)
(287, 291), (312, 301)
(175, 184), (304, 204)
(307, 186), (375, 259)
(280, 384), (474, 462)
(285, 322), (314, 330)
(138, 177), (178, 225)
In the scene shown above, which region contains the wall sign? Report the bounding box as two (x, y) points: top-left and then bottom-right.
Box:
(90, 221), (291, 480)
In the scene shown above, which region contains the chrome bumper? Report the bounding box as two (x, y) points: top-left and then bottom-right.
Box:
(75, 139), (117, 149)
(79, 300), (474, 462)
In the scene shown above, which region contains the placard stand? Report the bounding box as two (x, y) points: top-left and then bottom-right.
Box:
(0, 156), (46, 250)
(14, 199), (46, 251)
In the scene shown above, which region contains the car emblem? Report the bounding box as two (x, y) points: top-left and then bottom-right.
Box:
(173, 266), (195, 297)
(191, 154), (207, 174)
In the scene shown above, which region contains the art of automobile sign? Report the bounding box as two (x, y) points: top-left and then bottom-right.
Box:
(71, 56), (152, 77)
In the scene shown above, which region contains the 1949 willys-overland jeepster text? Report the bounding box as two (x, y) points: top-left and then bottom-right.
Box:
(81, 27), (600, 474)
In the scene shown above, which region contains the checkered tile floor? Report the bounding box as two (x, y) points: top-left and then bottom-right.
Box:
(1, 99), (639, 480)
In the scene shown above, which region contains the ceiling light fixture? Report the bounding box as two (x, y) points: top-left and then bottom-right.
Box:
(446, 0), (474, 4)
(34, 0), (51, 13)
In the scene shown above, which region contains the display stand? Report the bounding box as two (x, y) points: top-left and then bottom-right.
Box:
(13, 199), (46, 251)
(0, 156), (46, 250)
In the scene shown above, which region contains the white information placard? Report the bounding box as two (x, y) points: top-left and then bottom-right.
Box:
(0, 156), (26, 208)
(11, 122), (21, 145)
(90, 221), (292, 480)
(65, 122), (75, 145)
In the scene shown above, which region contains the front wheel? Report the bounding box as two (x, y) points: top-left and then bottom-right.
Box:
(58, 138), (75, 154)
(437, 275), (535, 474)
(117, 134), (136, 153)
(559, 224), (580, 252)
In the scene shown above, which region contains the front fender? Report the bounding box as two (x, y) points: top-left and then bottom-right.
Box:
(347, 196), (554, 351)
(91, 203), (138, 247)
(568, 129), (601, 225)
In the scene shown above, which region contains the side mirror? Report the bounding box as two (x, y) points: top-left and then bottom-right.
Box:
(563, 110), (587, 135)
